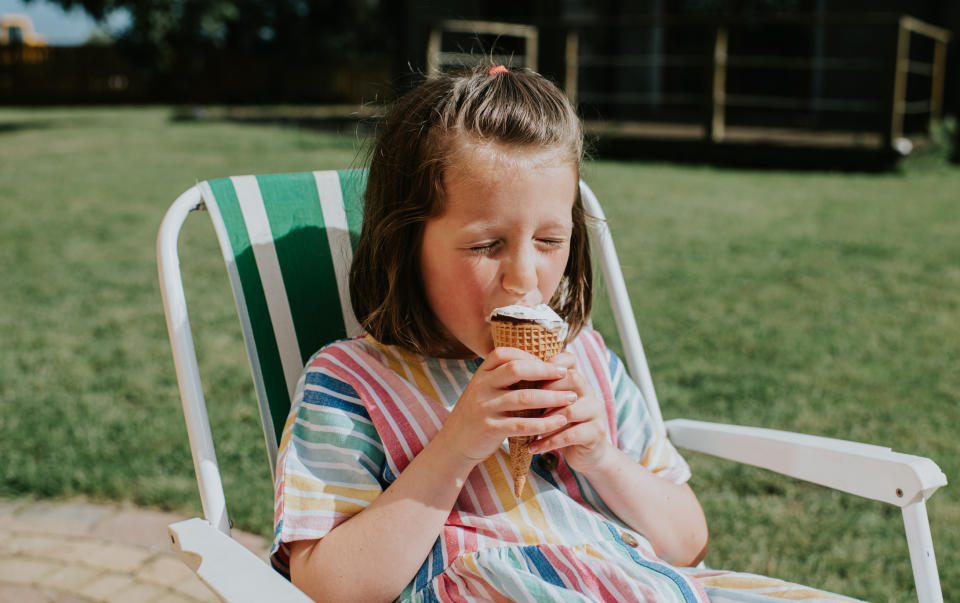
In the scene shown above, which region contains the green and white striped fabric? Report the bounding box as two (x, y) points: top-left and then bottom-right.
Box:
(199, 170), (367, 474)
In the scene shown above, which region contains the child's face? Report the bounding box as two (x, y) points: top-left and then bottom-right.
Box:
(420, 146), (577, 357)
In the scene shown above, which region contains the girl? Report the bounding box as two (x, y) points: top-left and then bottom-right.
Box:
(269, 66), (861, 602)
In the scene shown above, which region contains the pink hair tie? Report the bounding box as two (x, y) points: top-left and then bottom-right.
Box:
(488, 65), (509, 75)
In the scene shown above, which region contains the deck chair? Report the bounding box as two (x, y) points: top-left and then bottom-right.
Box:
(158, 170), (947, 602)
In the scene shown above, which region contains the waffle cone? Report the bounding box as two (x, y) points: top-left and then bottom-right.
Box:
(490, 320), (563, 496)
(490, 321), (564, 362)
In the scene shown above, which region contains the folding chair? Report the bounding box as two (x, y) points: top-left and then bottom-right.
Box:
(158, 170), (946, 602)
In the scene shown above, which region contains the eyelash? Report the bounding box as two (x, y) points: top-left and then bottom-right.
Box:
(469, 239), (566, 256)
(539, 239), (566, 248)
(469, 242), (499, 256)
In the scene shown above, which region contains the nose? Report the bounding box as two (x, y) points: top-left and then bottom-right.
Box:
(501, 244), (538, 298)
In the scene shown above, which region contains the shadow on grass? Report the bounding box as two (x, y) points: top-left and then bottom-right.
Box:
(170, 106), (378, 137)
(0, 120), (55, 134)
(591, 135), (903, 172)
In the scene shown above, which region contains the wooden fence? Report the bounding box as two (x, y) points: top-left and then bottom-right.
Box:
(562, 14), (951, 150)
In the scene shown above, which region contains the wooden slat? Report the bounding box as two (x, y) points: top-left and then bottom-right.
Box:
(900, 15), (952, 44)
(710, 26), (728, 143)
(889, 17), (911, 144)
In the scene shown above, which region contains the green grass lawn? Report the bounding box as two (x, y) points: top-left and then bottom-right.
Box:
(1, 106), (957, 601)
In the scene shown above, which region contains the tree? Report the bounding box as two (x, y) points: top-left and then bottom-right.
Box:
(31, 0), (398, 69)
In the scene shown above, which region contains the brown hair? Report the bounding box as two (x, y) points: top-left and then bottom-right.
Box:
(349, 65), (592, 356)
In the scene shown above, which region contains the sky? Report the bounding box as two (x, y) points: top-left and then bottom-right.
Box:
(0, 0), (129, 45)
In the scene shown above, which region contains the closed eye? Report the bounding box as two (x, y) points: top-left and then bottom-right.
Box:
(469, 241), (501, 256)
(538, 238), (567, 247)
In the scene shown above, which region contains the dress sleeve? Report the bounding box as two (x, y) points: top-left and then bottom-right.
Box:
(269, 349), (387, 577)
(608, 349), (691, 486)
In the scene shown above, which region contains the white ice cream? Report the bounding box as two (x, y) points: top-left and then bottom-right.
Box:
(488, 304), (568, 341)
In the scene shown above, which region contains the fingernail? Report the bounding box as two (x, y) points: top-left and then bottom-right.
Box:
(556, 367), (567, 376)
(565, 392), (577, 402)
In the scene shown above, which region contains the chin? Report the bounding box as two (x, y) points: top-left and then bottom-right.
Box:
(464, 338), (494, 359)
(440, 338), (484, 359)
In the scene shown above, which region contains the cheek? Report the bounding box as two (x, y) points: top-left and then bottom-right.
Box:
(424, 258), (494, 317)
(542, 250), (571, 294)
(456, 262), (498, 307)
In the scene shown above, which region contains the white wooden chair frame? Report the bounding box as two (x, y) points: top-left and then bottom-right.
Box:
(158, 179), (946, 602)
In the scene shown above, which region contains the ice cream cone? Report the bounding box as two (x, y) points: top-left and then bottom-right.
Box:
(490, 321), (564, 362)
(489, 312), (565, 497)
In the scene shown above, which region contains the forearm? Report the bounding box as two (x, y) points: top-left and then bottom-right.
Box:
(290, 431), (475, 601)
(583, 446), (708, 566)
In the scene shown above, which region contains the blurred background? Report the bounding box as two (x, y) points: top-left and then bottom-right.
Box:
(1, 1), (957, 601)
(2, 0), (958, 166)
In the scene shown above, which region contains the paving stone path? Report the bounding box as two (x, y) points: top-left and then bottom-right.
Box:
(0, 497), (268, 602)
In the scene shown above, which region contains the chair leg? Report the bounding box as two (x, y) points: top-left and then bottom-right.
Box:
(901, 499), (942, 603)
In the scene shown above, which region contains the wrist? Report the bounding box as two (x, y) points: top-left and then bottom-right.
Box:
(573, 440), (622, 480)
(424, 428), (483, 483)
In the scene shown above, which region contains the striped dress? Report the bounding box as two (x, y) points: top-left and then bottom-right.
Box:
(270, 329), (862, 602)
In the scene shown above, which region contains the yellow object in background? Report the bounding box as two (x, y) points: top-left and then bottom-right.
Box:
(1, 13), (48, 64)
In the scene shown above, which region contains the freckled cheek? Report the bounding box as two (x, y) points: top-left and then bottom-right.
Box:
(541, 253), (570, 297)
(459, 265), (499, 316)
(427, 260), (494, 321)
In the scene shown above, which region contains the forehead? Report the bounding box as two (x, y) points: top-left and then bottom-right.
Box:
(447, 136), (576, 174)
(440, 147), (576, 218)
(441, 140), (577, 207)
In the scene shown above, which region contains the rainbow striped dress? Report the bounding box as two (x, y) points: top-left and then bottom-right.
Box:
(270, 329), (861, 602)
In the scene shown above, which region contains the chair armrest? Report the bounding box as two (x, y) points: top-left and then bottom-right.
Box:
(169, 518), (312, 602)
(665, 418), (946, 506)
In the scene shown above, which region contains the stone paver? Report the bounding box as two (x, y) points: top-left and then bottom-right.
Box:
(16, 502), (115, 536)
(37, 565), (102, 593)
(134, 556), (196, 586)
(0, 558), (60, 584)
(155, 594), (204, 603)
(7, 533), (64, 557)
(109, 581), (168, 603)
(92, 509), (195, 554)
(0, 497), (269, 602)
(77, 574), (137, 600)
(0, 499), (28, 531)
(173, 576), (219, 602)
(0, 583), (91, 602)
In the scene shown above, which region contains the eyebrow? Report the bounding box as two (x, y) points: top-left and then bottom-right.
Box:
(541, 218), (574, 229)
(458, 218), (573, 235)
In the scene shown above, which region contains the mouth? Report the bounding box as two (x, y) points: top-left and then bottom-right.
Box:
(485, 301), (537, 317)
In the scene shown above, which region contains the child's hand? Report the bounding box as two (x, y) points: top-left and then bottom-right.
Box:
(440, 347), (572, 465)
(529, 353), (613, 473)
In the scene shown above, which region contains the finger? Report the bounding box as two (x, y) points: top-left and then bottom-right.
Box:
(531, 420), (568, 443)
(545, 400), (587, 426)
(497, 389), (577, 412)
(538, 367), (587, 394)
(541, 396), (606, 433)
(530, 421), (603, 453)
(481, 346), (540, 369)
(538, 373), (574, 392)
(506, 413), (568, 438)
(491, 358), (568, 388)
(551, 393), (608, 425)
(548, 352), (577, 370)
(557, 368), (591, 398)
